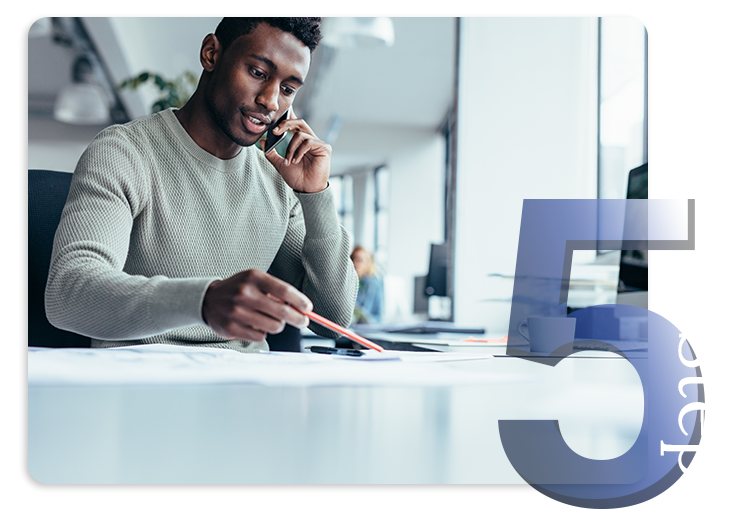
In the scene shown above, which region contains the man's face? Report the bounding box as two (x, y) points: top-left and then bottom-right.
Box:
(205, 23), (311, 148)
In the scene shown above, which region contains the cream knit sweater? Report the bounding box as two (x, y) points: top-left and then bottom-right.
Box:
(45, 109), (357, 351)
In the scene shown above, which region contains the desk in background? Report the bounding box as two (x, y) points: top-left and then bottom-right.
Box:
(340, 329), (648, 359)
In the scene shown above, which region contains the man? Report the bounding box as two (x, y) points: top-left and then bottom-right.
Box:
(45, 17), (358, 352)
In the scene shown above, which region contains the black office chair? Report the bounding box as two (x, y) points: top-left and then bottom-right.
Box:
(266, 265), (302, 352)
(266, 325), (302, 352)
(29, 169), (302, 352)
(28, 170), (91, 348)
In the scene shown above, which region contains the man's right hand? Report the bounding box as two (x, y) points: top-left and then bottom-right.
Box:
(202, 269), (312, 343)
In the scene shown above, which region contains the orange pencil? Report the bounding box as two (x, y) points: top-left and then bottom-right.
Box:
(303, 310), (384, 352)
(267, 292), (384, 353)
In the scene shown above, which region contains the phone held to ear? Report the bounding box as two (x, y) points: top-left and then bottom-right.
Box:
(264, 109), (290, 155)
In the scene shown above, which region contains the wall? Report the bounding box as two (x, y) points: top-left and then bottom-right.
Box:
(385, 132), (445, 321)
(454, 17), (598, 334)
(386, 135), (446, 275)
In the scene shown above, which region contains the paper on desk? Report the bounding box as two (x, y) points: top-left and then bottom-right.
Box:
(295, 350), (494, 362)
(28, 345), (523, 388)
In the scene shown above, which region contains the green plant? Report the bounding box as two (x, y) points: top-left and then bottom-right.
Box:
(119, 70), (198, 113)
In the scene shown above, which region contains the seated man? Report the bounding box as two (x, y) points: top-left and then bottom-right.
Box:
(45, 17), (357, 352)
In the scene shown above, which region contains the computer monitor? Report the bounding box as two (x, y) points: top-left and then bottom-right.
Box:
(413, 275), (430, 315)
(618, 163), (648, 292)
(424, 243), (448, 297)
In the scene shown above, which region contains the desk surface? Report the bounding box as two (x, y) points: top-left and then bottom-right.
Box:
(28, 345), (644, 484)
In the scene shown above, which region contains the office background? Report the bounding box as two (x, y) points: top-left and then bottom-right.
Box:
(28, 17), (646, 336)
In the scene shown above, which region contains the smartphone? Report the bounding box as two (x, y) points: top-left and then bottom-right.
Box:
(264, 109), (290, 155)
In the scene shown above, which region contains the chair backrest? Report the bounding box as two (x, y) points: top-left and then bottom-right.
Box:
(265, 324), (302, 353)
(265, 265), (302, 353)
(28, 170), (90, 348)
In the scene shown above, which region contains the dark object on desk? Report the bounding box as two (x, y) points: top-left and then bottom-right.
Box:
(266, 324), (302, 352)
(28, 170), (90, 348)
(307, 346), (364, 357)
(336, 336), (434, 353)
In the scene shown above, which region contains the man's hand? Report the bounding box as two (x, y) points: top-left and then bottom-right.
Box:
(202, 269), (312, 343)
(263, 109), (331, 194)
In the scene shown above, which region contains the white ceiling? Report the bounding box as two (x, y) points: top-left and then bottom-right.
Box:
(28, 17), (458, 176)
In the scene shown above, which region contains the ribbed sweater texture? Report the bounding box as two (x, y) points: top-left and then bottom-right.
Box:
(45, 108), (357, 352)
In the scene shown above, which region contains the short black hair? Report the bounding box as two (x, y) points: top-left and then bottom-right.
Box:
(215, 17), (322, 52)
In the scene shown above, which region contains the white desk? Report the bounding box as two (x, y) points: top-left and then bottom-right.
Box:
(28, 345), (644, 484)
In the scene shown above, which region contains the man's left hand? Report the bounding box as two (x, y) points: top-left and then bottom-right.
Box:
(263, 110), (331, 194)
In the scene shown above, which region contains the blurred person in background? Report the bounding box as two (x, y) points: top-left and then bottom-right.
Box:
(350, 246), (383, 324)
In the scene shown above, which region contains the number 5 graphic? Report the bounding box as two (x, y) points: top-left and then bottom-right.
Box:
(498, 199), (703, 508)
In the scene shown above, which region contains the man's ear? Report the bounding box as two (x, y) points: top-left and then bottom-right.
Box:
(200, 34), (221, 72)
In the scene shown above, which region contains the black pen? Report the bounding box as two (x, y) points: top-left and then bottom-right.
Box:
(306, 346), (364, 357)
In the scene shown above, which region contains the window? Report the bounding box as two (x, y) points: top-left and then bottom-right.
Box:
(373, 166), (390, 269)
(329, 168), (390, 272)
(598, 17), (647, 200)
(328, 174), (353, 233)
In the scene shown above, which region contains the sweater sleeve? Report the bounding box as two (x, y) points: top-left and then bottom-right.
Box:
(268, 187), (358, 338)
(44, 128), (216, 341)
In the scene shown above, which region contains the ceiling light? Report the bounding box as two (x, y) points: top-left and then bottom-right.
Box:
(54, 54), (111, 125)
